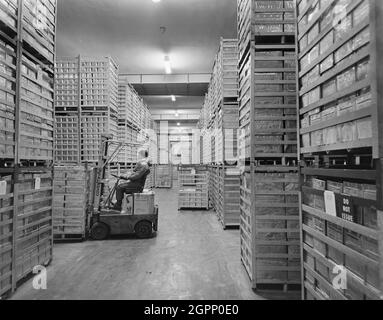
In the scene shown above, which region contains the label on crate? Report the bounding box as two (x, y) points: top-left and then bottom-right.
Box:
(324, 191), (337, 217)
(336, 194), (356, 223)
(0, 180), (7, 195)
(34, 177), (41, 190)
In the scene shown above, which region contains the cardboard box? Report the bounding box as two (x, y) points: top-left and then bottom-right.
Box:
(323, 126), (338, 145)
(301, 115), (310, 128)
(335, 40), (354, 63)
(320, 54), (334, 73)
(357, 60), (370, 81)
(354, 28), (370, 50)
(322, 79), (337, 97)
(363, 207), (377, 229)
(337, 67), (356, 91)
(311, 129), (323, 146)
(309, 109), (322, 125)
(312, 178), (326, 190)
(327, 181), (343, 194)
(343, 181), (364, 198)
(356, 118), (372, 140)
(335, 15), (352, 42)
(320, 30), (333, 55)
(321, 104), (337, 121)
(338, 121), (357, 143)
(337, 94), (356, 116)
(327, 223), (343, 243)
(356, 89), (372, 110)
(353, 0), (370, 27)
(309, 87), (320, 104)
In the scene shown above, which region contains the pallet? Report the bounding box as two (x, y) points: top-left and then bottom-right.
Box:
(53, 233), (85, 242)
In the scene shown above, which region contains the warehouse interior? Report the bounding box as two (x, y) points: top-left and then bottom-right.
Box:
(1, 0), (383, 301)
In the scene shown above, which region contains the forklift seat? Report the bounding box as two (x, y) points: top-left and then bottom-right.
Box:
(125, 169), (151, 203)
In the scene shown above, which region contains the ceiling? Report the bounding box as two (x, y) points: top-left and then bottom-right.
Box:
(57, 0), (238, 74)
(143, 95), (204, 109)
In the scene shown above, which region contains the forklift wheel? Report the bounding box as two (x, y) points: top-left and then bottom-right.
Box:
(134, 221), (153, 239)
(90, 222), (110, 240)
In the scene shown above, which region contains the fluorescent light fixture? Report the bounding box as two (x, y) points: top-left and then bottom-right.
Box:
(171, 95), (176, 102)
(164, 55), (172, 74)
(152, 0), (161, 3)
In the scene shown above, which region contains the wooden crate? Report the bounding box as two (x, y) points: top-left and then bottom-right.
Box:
(53, 165), (89, 241)
(296, 0), (383, 300)
(21, 0), (56, 66)
(0, 0), (57, 300)
(55, 56), (120, 164)
(200, 38), (239, 148)
(80, 113), (118, 163)
(239, 44), (298, 166)
(55, 116), (80, 164)
(155, 164), (173, 188)
(0, 36), (16, 160)
(15, 168), (53, 288)
(0, 0), (18, 32)
(216, 165), (240, 228)
(237, 0), (300, 292)
(54, 59), (79, 113)
(0, 172), (14, 298)
(240, 167), (301, 290)
(19, 52), (54, 162)
(178, 165), (209, 210)
(238, 0), (295, 62)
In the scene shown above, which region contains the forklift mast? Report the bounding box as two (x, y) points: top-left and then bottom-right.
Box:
(90, 134), (148, 214)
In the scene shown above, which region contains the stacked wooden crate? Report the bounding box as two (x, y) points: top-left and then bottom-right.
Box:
(178, 165), (209, 210)
(1, 0), (56, 299)
(53, 165), (89, 241)
(296, 0), (383, 300)
(237, 0), (301, 291)
(199, 39), (241, 228)
(117, 77), (157, 165)
(208, 165), (219, 210)
(155, 164), (173, 188)
(55, 55), (119, 163)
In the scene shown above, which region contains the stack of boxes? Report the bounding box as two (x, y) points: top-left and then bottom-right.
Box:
(0, 0), (56, 299)
(297, 0), (383, 300)
(237, 0), (301, 291)
(199, 38), (241, 228)
(55, 55), (119, 164)
(117, 78), (157, 165)
(53, 165), (90, 241)
(178, 165), (209, 210)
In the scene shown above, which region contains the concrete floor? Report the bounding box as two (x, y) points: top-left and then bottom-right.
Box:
(11, 186), (294, 300)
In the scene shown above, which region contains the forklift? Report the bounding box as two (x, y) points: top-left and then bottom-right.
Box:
(88, 135), (158, 240)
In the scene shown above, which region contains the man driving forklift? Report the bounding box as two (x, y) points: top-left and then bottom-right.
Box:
(113, 149), (153, 211)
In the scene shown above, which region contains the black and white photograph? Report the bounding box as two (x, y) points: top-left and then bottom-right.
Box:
(0, 0), (383, 307)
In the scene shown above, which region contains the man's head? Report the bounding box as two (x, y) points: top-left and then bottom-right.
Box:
(138, 149), (152, 166)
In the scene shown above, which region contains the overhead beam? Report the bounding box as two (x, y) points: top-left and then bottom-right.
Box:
(120, 73), (211, 84)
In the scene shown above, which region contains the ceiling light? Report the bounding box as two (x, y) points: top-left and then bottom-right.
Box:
(152, 0), (161, 3)
(177, 123), (180, 126)
(171, 95), (176, 102)
(164, 55), (172, 74)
